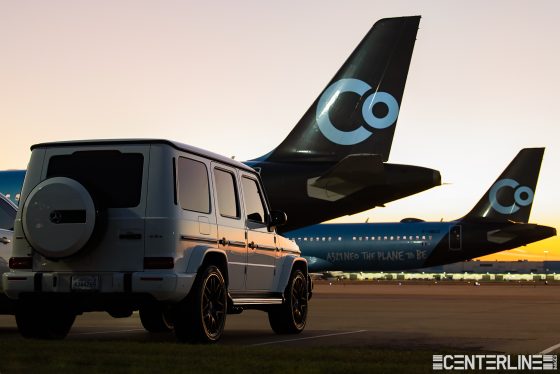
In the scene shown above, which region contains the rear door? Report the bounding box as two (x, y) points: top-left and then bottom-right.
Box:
(211, 164), (247, 292)
(239, 174), (276, 292)
(37, 145), (149, 271)
(449, 225), (462, 251)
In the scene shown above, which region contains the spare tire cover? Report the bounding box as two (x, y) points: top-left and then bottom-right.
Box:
(23, 177), (96, 258)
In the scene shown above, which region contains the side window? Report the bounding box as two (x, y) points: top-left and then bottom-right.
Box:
(214, 168), (240, 219)
(178, 157), (211, 213)
(241, 177), (267, 224)
(0, 198), (16, 230)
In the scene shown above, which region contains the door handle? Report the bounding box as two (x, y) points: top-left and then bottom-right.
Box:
(219, 237), (227, 246)
(0, 237), (11, 244)
(248, 241), (256, 249)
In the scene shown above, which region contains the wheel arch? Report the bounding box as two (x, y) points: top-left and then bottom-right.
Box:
(185, 246), (229, 287)
(274, 255), (308, 294)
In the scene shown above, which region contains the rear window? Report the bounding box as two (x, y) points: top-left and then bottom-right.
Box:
(177, 157), (211, 214)
(47, 151), (144, 208)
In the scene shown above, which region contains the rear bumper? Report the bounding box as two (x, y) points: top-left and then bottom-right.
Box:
(2, 271), (196, 303)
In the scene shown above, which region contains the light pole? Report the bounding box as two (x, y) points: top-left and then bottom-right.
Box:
(544, 250), (549, 277)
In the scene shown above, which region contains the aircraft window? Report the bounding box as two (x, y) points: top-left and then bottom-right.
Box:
(397, 236), (400, 240)
(316, 237), (320, 241)
(429, 235), (433, 240)
(328, 237), (332, 241)
(383, 236), (387, 240)
(352, 237), (356, 241)
(0, 197), (16, 230)
(377, 236), (381, 240)
(310, 237), (313, 242)
(177, 157), (211, 214)
(5, 194), (10, 199)
(358, 237), (362, 241)
(322, 237), (326, 241)
(241, 177), (267, 224)
(365, 237), (369, 241)
(416, 236), (420, 240)
(390, 236), (394, 240)
(422, 235), (426, 240)
(15, 193), (20, 202)
(48, 151), (144, 208)
(338, 237), (342, 241)
(371, 237), (375, 241)
(214, 168), (240, 219)
(304, 238), (307, 241)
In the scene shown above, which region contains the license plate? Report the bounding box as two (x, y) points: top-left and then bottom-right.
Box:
(71, 275), (99, 291)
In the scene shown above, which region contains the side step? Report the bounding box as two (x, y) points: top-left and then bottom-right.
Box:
(231, 298), (283, 306)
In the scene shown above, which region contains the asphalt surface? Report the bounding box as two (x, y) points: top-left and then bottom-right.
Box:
(0, 281), (559, 354)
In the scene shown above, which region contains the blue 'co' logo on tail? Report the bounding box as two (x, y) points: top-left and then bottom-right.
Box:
(489, 178), (534, 215)
(316, 78), (399, 146)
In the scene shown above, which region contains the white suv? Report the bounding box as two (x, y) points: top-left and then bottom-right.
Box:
(3, 139), (309, 342)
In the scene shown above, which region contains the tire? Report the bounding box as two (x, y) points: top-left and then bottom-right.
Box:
(268, 269), (308, 334)
(139, 304), (174, 333)
(16, 302), (75, 339)
(174, 265), (227, 343)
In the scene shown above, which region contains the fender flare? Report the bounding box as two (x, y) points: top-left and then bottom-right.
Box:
(274, 255), (308, 295)
(184, 245), (228, 282)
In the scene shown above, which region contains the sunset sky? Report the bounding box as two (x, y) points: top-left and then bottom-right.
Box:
(1, 0), (559, 261)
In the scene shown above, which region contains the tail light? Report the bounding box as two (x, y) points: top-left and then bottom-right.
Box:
(9, 257), (32, 269)
(144, 257), (174, 269)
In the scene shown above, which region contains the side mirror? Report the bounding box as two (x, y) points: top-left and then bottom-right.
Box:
(268, 210), (287, 231)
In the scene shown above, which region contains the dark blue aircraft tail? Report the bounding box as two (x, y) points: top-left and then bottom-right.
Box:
(465, 148), (545, 223)
(253, 16), (420, 163)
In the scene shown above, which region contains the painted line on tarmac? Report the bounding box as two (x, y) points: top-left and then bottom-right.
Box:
(539, 342), (560, 354)
(71, 328), (145, 336)
(251, 330), (368, 346)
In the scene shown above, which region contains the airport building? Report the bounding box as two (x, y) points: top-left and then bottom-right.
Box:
(325, 261), (560, 282)
(418, 260), (560, 274)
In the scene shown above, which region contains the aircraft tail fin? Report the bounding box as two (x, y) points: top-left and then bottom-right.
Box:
(465, 148), (545, 223)
(254, 16), (420, 163)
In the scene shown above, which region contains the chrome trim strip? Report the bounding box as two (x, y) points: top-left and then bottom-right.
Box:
(257, 245), (277, 252)
(229, 241), (246, 248)
(247, 263), (276, 268)
(180, 235), (217, 245)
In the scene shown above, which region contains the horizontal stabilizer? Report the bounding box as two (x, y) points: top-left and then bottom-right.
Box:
(307, 154), (384, 201)
(486, 224), (536, 244)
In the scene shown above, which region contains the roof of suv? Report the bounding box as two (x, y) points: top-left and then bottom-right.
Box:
(31, 139), (256, 173)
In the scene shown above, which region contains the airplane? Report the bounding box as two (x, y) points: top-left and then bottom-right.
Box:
(0, 16), (441, 230)
(285, 148), (556, 272)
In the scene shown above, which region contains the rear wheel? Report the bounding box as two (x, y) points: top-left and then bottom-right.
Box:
(139, 304), (174, 332)
(174, 265), (227, 343)
(268, 269), (308, 334)
(16, 302), (75, 339)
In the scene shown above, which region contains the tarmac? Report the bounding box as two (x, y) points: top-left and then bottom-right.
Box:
(0, 281), (559, 354)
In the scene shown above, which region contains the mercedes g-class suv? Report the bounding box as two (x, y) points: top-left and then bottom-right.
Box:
(3, 139), (309, 342)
